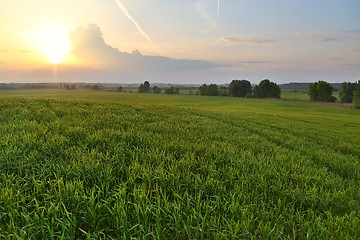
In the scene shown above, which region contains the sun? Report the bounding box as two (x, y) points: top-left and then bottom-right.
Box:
(34, 26), (72, 64)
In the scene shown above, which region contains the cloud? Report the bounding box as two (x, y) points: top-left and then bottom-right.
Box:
(195, 0), (217, 30)
(290, 31), (341, 42)
(237, 60), (274, 64)
(1, 24), (220, 83)
(352, 48), (360, 52)
(322, 38), (338, 42)
(223, 37), (276, 44)
(331, 57), (344, 60)
(342, 30), (360, 34)
(70, 25), (220, 73)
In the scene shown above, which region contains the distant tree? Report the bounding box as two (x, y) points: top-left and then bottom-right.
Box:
(165, 86), (175, 94)
(353, 81), (360, 109)
(91, 85), (101, 91)
(219, 86), (228, 96)
(144, 81), (150, 92)
(152, 86), (162, 94)
(339, 82), (357, 103)
(117, 86), (123, 92)
(253, 79), (281, 98)
(138, 84), (145, 93)
(308, 81), (336, 102)
(228, 80), (252, 97)
(198, 84), (219, 96)
(252, 85), (259, 98)
(198, 84), (207, 95)
(308, 83), (318, 101)
(207, 84), (219, 96)
(138, 81), (150, 93)
(70, 84), (76, 90)
(174, 87), (180, 94)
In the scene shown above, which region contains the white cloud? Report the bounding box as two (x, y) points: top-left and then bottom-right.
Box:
(223, 37), (277, 44)
(288, 30), (360, 42)
(1, 25), (223, 83)
(70, 25), (220, 71)
(195, 0), (217, 31)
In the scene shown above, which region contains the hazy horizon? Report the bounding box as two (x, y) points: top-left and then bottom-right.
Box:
(1, 0), (359, 84)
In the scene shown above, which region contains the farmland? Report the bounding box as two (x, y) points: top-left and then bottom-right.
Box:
(0, 89), (359, 239)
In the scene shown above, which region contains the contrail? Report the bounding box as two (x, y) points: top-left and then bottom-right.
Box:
(114, 0), (159, 53)
(217, 0), (220, 25)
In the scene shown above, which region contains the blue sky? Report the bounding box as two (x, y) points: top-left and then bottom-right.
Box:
(0, 0), (359, 83)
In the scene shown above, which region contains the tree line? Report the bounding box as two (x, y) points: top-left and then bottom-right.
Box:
(138, 81), (180, 94)
(198, 79), (281, 98)
(308, 80), (360, 108)
(137, 79), (280, 98)
(135, 79), (360, 109)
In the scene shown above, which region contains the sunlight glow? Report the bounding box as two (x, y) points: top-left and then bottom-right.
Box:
(34, 26), (72, 64)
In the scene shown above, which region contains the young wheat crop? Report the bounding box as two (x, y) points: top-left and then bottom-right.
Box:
(0, 92), (359, 239)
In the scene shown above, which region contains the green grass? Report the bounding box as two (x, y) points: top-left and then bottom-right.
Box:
(281, 91), (340, 102)
(0, 89), (359, 239)
(281, 91), (310, 100)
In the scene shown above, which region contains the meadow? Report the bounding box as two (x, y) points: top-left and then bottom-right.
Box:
(280, 92), (310, 101)
(0, 89), (359, 239)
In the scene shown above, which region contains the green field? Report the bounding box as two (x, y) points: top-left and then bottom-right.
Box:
(280, 91), (340, 101)
(281, 92), (310, 100)
(0, 90), (359, 239)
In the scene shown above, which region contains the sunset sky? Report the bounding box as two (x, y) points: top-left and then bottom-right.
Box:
(0, 0), (359, 84)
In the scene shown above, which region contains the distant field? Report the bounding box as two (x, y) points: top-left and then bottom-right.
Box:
(281, 91), (310, 100)
(0, 89), (359, 239)
(281, 91), (341, 102)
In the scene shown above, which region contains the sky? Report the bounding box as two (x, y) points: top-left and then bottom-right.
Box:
(0, 0), (359, 84)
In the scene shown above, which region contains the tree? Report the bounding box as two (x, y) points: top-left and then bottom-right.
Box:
(165, 86), (175, 94)
(152, 86), (162, 94)
(228, 80), (252, 97)
(144, 81), (150, 92)
(353, 81), (360, 109)
(207, 84), (219, 96)
(117, 86), (123, 92)
(174, 87), (180, 94)
(253, 79), (281, 98)
(198, 84), (208, 95)
(91, 85), (101, 91)
(198, 84), (219, 96)
(219, 86), (228, 96)
(308, 81), (336, 102)
(339, 82), (357, 103)
(138, 81), (150, 93)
